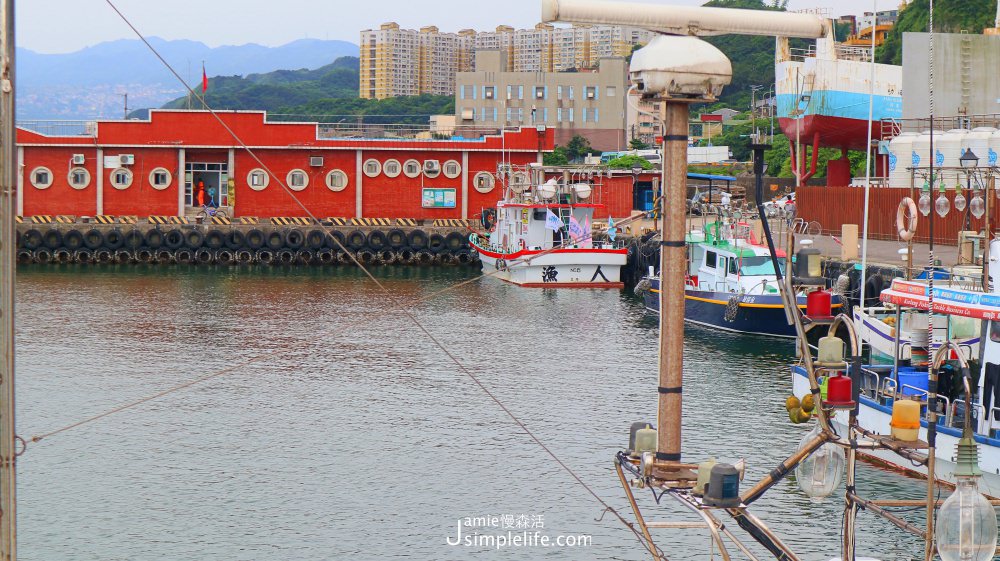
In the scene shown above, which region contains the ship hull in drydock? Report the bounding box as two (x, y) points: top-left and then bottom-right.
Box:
(474, 246), (627, 288)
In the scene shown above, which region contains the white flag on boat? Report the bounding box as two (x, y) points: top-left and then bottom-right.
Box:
(568, 215), (585, 242)
(582, 215), (592, 247)
(545, 208), (562, 231)
(607, 216), (617, 241)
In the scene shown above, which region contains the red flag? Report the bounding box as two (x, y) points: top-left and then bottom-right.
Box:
(201, 63), (208, 94)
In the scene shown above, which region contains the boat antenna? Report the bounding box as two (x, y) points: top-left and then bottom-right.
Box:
(858, 0), (878, 316)
(924, 2), (939, 560)
(0, 0), (16, 555)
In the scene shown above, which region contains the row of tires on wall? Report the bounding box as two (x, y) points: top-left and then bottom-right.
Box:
(15, 227), (479, 267)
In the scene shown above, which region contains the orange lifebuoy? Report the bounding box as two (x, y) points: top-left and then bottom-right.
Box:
(896, 197), (917, 241)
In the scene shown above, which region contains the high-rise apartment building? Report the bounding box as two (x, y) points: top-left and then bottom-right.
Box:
(360, 22), (653, 99)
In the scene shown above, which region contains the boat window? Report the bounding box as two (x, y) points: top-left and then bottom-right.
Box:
(728, 258), (738, 275)
(706, 251), (716, 268)
(739, 256), (786, 276)
(991, 320), (1000, 343)
(719, 257), (727, 275)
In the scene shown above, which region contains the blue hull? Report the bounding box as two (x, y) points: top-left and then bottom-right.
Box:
(643, 280), (842, 338)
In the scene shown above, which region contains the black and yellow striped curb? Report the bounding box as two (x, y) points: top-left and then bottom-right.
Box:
(395, 218), (418, 227)
(210, 215), (232, 225)
(94, 215), (116, 224)
(55, 215), (76, 224)
(269, 217), (313, 226)
(119, 215), (138, 224)
(238, 216), (259, 225)
(14, 216), (22, 224)
(326, 217), (348, 226)
(350, 217), (392, 227)
(148, 215), (174, 225)
(432, 219), (471, 228)
(29, 215), (53, 224)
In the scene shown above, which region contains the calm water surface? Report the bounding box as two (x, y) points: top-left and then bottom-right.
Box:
(15, 264), (927, 560)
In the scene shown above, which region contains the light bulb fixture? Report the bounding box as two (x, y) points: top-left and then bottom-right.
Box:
(919, 181), (932, 217)
(935, 433), (998, 561)
(970, 193), (986, 219)
(936, 181), (951, 217)
(954, 184), (967, 212)
(794, 424), (844, 501)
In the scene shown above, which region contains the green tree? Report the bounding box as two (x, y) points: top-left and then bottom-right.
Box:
(543, 146), (569, 166)
(607, 154), (653, 170)
(629, 138), (650, 150)
(564, 135), (594, 162)
(877, 0), (996, 65)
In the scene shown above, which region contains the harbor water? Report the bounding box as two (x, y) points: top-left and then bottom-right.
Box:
(16, 265), (927, 560)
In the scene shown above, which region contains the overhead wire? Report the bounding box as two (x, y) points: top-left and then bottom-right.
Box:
(27, 2), (670, 558)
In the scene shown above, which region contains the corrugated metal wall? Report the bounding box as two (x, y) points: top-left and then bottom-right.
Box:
(798, 185), (994, 244)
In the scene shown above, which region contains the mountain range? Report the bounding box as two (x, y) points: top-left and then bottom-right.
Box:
(16, 37), (359, 120)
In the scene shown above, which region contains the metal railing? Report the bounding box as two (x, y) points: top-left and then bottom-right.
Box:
(313, 122), (504, 141)
(17, 120), (96, 137)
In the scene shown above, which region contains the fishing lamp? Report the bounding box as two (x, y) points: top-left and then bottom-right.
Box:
(935, 428), (998, 561)
(918, 181), (932, 216)
(628, 421), (654, 456)
(954, 183), (967, 213)
(824, 373), (855, 408)
(889, 399), (921, 441)
(793, 245), (823, 286)
(794, 424), (844, 500)
(970, 189), (986, 219)
(936, 179), (951, 217)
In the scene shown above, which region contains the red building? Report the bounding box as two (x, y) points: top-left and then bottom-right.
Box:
(16, 110), (561, 221)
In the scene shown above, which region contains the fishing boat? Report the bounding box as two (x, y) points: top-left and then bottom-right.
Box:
(469, 165), (628, 288)
(793, 261), (1000, 498)
(639, 219), (843, 337)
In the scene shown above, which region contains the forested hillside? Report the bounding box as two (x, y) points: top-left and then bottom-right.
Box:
(159, 56), (454, 125)
(877, 0), (998, 65)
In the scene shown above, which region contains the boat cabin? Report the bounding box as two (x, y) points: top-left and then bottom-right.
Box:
(686, 221), (786, 295)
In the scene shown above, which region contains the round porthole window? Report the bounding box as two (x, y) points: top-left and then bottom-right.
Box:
(383, 159), (401, 178)
(67, 167), (90, 190)
(148, 167), (172, 191)
(286, 169), (309, 191)
(30, 166), (53, 190)
(403, 159), (421, 178)
(363, 159), (382, 178)
(247, 168), (269, 191)
(326, 169), (349, 192)
(110, 167), (133, 190)
(473, 171), (495, 194)
(443, 160), (461, 179)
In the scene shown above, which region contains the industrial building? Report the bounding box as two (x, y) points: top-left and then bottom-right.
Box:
(455, 51), (628, 150)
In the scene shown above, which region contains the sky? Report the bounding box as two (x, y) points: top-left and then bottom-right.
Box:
(19, 0), (889, 54)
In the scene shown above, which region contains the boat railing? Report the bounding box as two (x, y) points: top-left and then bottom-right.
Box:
(858, 368), (883, 399)
(975, 405), (1000, 436)
(899, 385), (953, 427)
(880, 375), (898, 401)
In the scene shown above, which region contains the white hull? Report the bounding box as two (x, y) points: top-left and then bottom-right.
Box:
(477, 249), (626, 287)
(792, 369), (1000, 498)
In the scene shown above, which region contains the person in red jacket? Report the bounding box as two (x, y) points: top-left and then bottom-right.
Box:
(196, 179), (205, 206)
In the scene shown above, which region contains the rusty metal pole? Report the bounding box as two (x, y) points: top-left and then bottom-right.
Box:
(0, 0), (15, 557)
(657, 101), (692, 463)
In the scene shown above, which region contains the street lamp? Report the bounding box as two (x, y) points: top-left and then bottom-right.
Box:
(962, 149), (985, 219)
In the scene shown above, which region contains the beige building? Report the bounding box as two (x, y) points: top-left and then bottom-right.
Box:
(360, 22), (652, 99)
(456, 51), (628, 151)
(625, 91), (664, 147)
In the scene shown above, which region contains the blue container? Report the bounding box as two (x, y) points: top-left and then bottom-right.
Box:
(898, 368), (929, 397)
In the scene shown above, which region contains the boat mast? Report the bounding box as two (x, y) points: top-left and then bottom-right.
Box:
(0, 0), (15, 557)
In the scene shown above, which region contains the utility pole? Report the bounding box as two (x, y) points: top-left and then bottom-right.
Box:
(122, 93), (128, 120)
(0, 0), (16, 557)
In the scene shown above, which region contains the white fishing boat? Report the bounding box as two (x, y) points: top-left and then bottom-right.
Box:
(470, 165), (627, 288)
(793, 252), (1000, 498)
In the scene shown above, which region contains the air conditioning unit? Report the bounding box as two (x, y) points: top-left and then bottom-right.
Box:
(119, 154), (134, 165)
(71, 154), (85, 165)
(423, 160), (441, 174)
(309, 156), (324, 167)
(586, 90), (595, 99)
